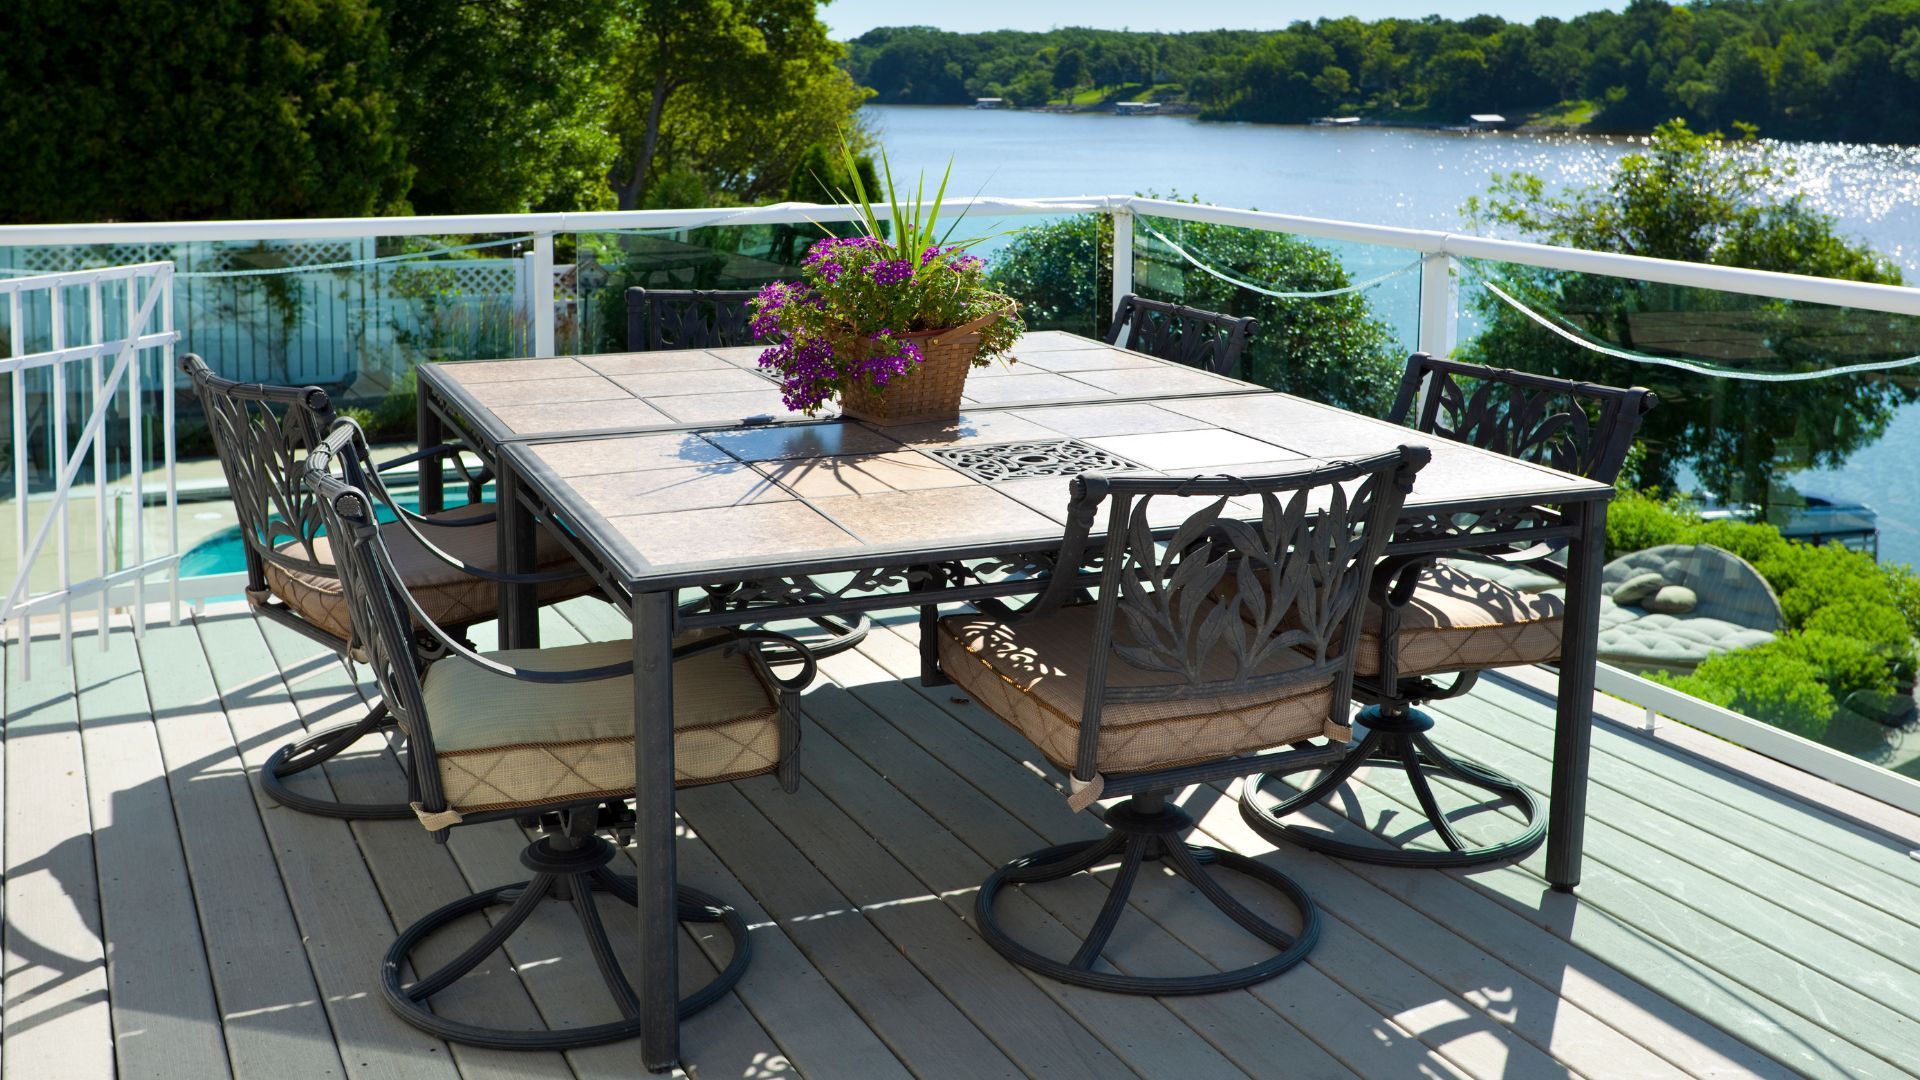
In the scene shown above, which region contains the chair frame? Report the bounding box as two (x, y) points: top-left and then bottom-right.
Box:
(184, 353), (507, 820)
(960, 447), (1426, 994)
(1105, 293), (1258, 377)
(1244, 354), (1657, 867)
(307, 421), (811, 1048)
(625, 287), (761, 352)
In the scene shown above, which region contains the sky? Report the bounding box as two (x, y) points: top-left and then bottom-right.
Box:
(823, 1), (1623, 38)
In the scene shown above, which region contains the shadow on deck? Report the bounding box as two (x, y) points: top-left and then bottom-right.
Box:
(2, 599), (1917, 1079)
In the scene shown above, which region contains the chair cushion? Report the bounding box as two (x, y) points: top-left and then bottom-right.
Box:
(1361, 562), (1564, 677)
(938, 604), (1339, 776)
(1597, 596), (1776, 673)
(264, 502), (589, 640)
(418, 638), (782, 817)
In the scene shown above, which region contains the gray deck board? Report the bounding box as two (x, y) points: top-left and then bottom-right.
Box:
(5, 599), (1920, 1079)
(71, 628), (232, 1080)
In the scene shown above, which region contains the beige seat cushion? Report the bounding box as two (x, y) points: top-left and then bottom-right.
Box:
(264, 502), (590, 640)
(418, 638), (782, 817)
(938, 604), (1340, 776)
(1360, 562), (1564, 677)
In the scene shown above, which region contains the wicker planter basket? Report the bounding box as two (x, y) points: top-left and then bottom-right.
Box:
(836, 309), (1005, 426)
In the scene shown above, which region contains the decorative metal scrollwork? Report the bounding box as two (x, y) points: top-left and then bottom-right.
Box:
(930, 439), (1142, 483)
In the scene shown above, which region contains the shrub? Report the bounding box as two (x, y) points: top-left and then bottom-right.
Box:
(1804, 600), (1916, 673)
(1605, 491), (1695, 558)
(1686, 518), (1791, 568)
(1755, 541), (1895, 631)
(1660, 644), (1834, 741)
(1778, 631), (1897, 700)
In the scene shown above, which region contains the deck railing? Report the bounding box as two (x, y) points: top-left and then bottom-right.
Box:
(3, 196), (1918, 814)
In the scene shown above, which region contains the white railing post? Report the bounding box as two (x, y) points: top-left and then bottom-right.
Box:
(1417, 250), (1454, 358)
(8, 288), (26, 674)
(1110, 206), (1134, 322)
(532, 233), (556, 358)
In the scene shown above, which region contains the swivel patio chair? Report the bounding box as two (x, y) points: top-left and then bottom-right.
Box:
(625, 287), (761, 351)
(1106, 294), (1258, 377)
(305, 421), (813, 1050)
(936, 447), (1426, 993)
(1241, 354), (1656, 867)
(183, 354), (594, 820)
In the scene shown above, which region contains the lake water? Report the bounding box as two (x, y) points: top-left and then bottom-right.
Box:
(866, 105), (1920, 566)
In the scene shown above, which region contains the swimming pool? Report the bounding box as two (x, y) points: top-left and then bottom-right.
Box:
(178, 491), (482, 579)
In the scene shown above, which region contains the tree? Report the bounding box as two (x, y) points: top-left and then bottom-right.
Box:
(1053, 49), (1088, 99)
(386, 0), (621, 214)
(0, 0), (411, 222)
(1462, 120), (1916, 506)
(989, 207), (1405, 413)
(605, 0), (869, 210)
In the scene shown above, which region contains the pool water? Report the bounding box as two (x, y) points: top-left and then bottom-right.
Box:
(179, 492), (480, 579)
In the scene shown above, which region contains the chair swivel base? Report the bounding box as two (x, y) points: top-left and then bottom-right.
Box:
(380, 832), (750, 1051)
(260, 701), (415, 820)
(1240, 703), (1545, 869)
(975, 794), (1319, 995)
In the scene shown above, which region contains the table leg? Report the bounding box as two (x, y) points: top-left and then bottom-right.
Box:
(633, 590), (680, 1072)
(1547, 498), (1606, 892)
(417, 384), (445, 516)
(495, 461), (540, 649)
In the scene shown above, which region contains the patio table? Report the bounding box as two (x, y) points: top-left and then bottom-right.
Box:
(418, 335), (1612, 1073)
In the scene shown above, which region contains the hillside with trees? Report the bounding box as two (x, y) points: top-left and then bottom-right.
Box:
(843, 0), (1920, 142)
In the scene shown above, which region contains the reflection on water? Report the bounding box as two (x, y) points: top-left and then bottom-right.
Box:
(870, 106), (1920, 566)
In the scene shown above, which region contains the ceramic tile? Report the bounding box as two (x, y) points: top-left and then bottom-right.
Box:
(811, 486), (1057, 547)
(650, 389), (826, 424)
(1067, 367), (1237, 397)
(993, 476), (1081, 523)
(702, 423), (900, 462)
(880, 411), (1061, 448)
(1011, 330), (1103, 352)
(1014, 347), (1161, 373)
(464, 375), (629, 408)
(705, 346), (767, 368)
(531, 433), (733, 477)
(610, 501), (860, 567)
(437, 357), (591, 384)
(580, 351), (733, 376)
(1018, 402), (1209, 438)
(494, 399), (675, 435)
(570, 463), (789, 516)
(1087, 430), (1298, 470)
(959, 371), (1106, 405)
(610, 368), (770, 398)
(755, 452), (970, 497)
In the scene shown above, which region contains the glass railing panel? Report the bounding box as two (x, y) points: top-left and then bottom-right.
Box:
(1128, 212), (1423, 414)
(1456, 259), (1920, 777)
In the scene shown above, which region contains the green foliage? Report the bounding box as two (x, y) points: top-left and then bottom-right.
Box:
(1658, 644), (1835, 741)
(1604, 491), (1698, 559)
(1460, 121), (1916, 508)
(1, 0), (411, 222)
(987, 208), (1404, 413)
(1804, 600), (1916, 671)
(339, 370), (418, 442)
(845, 3), (1920, 142)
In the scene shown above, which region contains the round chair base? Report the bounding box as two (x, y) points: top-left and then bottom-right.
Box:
(380, 836), (749, 1051)
(975, 797), (1318, 995)
(260, 702), (414, 820)
(1240, 705), (1545, 869)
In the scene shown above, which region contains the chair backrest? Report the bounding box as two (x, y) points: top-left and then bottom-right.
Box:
(1388, 353), (1657, 484)
(626, 288), (761, 351)
(305, 423), (442, 772)
(1105, 294), (1258, 376)
(1029, 446), (1427, 772)
(181, 353), (338, 593)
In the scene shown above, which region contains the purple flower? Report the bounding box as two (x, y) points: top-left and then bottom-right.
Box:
(868, 259), (913, 285)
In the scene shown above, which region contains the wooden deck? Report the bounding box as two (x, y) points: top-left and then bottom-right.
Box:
(4, 597), (1919, 1079)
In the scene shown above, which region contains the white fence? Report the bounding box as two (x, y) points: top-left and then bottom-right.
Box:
(2, 198), (1919, 812)
(1, 262), (180, 673)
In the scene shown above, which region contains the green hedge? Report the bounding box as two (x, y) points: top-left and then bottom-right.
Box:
(1614, 491), (1919, 741)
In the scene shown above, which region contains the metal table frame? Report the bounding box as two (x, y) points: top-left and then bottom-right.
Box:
(417, 345), (1612, 1074)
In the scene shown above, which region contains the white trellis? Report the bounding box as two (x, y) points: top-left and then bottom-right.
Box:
(1, 261), (180, 672)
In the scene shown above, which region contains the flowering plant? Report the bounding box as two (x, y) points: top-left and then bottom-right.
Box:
(750, 148), (1022, 414)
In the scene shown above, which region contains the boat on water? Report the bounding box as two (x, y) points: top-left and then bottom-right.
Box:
(1696, 488), (1880, 558)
